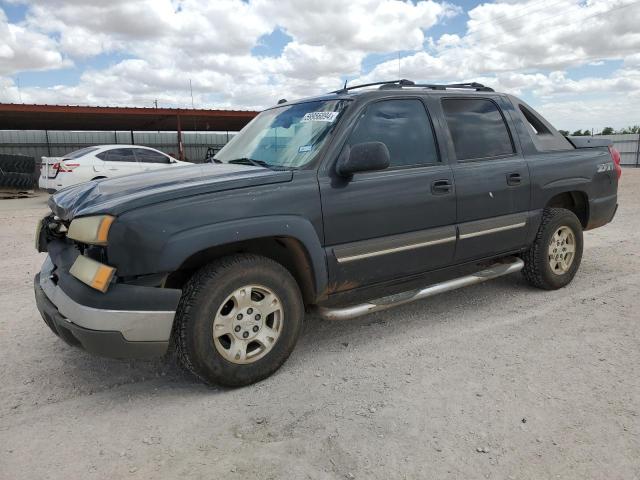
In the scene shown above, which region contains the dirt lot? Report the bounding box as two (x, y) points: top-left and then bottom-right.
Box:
(1, 171), (639, 480)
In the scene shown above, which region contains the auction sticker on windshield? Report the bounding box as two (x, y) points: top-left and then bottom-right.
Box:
(301, 112), (339, 123)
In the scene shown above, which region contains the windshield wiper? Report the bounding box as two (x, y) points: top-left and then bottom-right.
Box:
(227, 157), (269, 168)
(226, 158), (294, 171)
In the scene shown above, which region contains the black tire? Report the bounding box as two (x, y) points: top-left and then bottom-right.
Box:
(521, 208), (583, 290)
(0, 171), (34, 189)
(174, 254), (304, 387)
(0, 154), (35, 174)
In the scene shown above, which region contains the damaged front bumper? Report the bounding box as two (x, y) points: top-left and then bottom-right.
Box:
(34, 255), (181, 359)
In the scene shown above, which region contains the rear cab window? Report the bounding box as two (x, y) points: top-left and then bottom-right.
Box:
(441, 97), (515, 161)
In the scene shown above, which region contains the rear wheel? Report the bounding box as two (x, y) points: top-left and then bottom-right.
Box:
(522, 208), (583, 290)
(174, 254), (304, 387)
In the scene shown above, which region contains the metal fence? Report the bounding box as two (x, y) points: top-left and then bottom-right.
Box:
(596, 134), (640, 167)
(0, 130), (237, 163)
(1, 129), (638, 166)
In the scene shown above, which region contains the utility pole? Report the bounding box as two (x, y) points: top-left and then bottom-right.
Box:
(154, 99), (158, 109)
(189, 79), (194, 109)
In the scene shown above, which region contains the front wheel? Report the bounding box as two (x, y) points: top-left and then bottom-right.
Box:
(174, 254), (304, 387)
(521, 208), (583, 290)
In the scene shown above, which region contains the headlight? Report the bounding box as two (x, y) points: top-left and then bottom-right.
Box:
(67, 215), (115, 245)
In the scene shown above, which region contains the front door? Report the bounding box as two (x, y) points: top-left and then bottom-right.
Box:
(438, 96), (531, 261)
(133, 148), (173, 171)
(97, 148), (142, 177)
(319, 98), (457, 292)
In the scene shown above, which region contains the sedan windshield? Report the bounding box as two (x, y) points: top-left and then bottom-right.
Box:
(215, 99), (349, 169)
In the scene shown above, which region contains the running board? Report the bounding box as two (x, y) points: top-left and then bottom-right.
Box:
(316, 257), (524, 321)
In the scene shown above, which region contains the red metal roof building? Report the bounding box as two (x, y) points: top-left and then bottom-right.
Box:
(0, 103), (259, 160)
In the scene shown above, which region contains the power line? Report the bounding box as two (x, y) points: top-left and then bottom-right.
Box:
(361, 0), (573, 71)
(467, 0), (640, 63)
(364, 0), (640, 75)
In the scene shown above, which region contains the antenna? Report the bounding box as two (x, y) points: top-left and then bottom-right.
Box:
(336, 78), (349, 94)
(17, 76), (23, 103)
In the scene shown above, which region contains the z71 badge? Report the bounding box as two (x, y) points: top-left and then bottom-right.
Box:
(597, 162), (615, 173)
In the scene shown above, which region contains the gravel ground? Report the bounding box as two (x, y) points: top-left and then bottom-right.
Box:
(1, 171), (639, 480)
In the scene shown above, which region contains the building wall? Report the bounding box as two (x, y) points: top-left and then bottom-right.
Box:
(595, 134), (640, 166)
(0, 130), (236, 163)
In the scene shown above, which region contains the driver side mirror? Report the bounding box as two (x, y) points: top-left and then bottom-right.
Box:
(336, 141), (390, 177)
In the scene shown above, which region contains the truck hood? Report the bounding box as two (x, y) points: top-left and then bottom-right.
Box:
(49, 163), (293, 220)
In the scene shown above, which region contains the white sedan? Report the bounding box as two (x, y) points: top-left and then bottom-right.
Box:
(39, 145), (191, 192)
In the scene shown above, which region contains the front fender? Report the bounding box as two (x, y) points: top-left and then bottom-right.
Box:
(157, 215), (328, 299)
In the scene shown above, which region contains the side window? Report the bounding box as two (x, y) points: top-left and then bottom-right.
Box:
(442, 98), (514, 160)
(348, 99), (439, 167)
(134, 148), (170, 164)
(103, 148), (136, 162)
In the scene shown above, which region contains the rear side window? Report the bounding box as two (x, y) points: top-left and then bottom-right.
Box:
(134, 148), (170, 164)
(519, 105), (551, 135)
(442, 98), (514, 160)
(516, 102), (574, 151)
(348, 99), (439, 167)
(99, 148), (136, 162)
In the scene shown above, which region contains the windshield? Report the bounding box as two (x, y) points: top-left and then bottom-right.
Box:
(215, 99), (349, 169)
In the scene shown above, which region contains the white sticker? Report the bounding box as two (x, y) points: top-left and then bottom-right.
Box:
(301, 111), (339, 123)
(298, 145), (313, 153)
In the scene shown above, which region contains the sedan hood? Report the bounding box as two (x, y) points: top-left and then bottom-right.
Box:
(49, 163), (293, 220)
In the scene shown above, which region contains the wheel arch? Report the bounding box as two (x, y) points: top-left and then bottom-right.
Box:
(161, 216), (327, 305)
(544, 190), (589, 228)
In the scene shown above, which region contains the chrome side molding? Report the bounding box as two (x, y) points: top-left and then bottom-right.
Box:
(316, 256), (524, 321)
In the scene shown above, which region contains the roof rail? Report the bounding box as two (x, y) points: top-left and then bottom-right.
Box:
(333, 79), (494, 93)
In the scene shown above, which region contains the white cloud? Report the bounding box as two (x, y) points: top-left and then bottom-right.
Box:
(0, 8), (70, 75)
(253, 0), (458, 52)
(0, 0), (638, 130)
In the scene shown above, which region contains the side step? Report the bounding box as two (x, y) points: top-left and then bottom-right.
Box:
(316, 257), (524, 321)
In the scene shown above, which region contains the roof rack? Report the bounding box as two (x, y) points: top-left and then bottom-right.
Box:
(333, 79), (494, 93)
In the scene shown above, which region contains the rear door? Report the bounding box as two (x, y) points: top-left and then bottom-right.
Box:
(97, 148), (142, 177)
(319, 97), (457, 291)
(438, 96), (531, 261)
(133, 148), (173, 171)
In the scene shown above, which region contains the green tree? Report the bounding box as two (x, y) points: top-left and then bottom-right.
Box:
(601, 127), (615, 135)
(558, 129), (569, 136)
(572, 129), (585, 136)
(619, 125), (640, 134)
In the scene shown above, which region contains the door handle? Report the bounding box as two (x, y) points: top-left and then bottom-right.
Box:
(431, 179), (452, 195)
(507, 173), (522, 186)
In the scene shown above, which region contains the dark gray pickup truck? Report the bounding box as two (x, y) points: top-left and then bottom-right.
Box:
(34, 80), (620, 386)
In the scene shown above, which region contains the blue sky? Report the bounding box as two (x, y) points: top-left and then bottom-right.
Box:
(1, 0), (638, 130)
